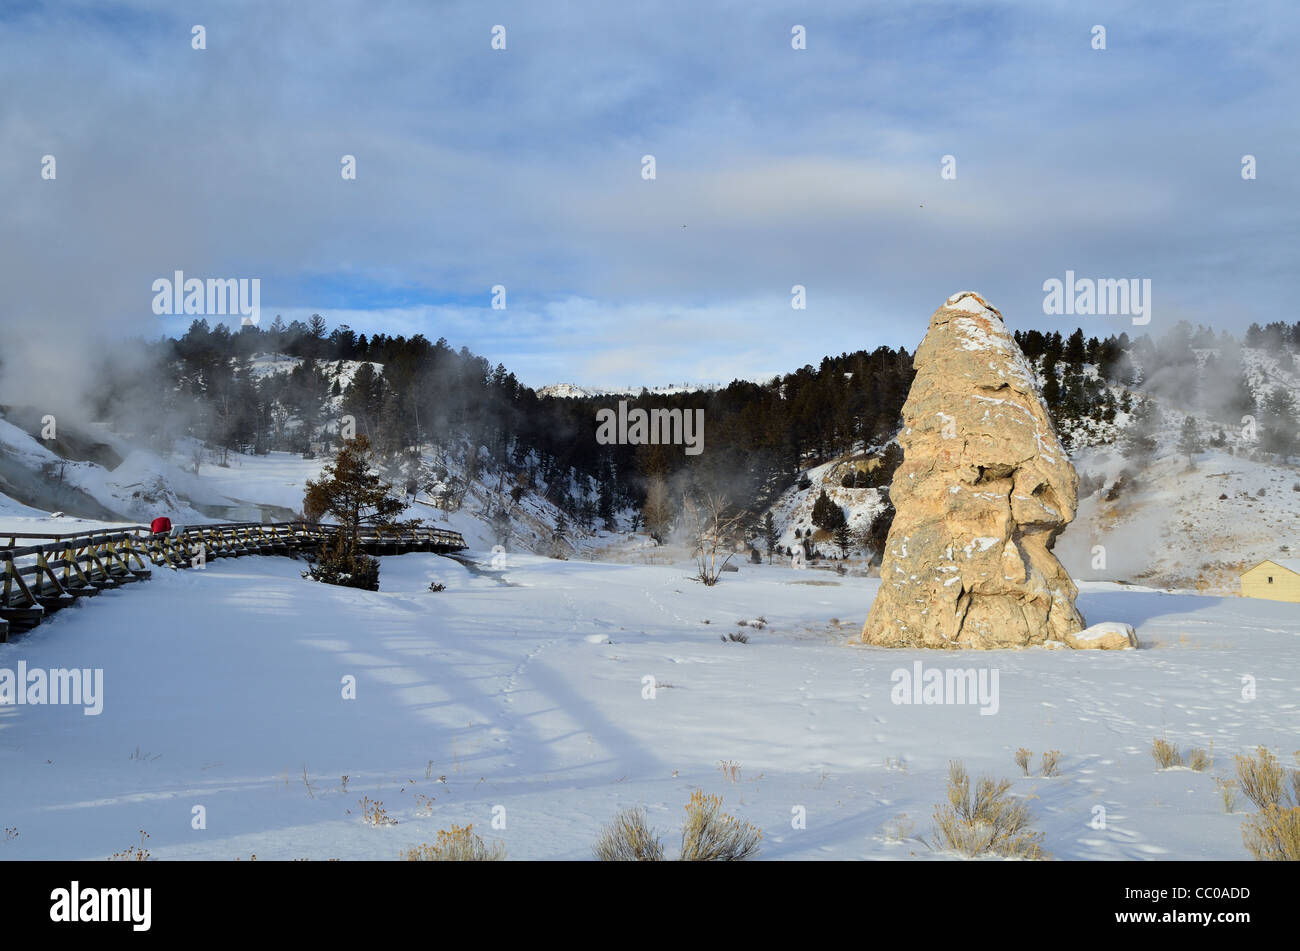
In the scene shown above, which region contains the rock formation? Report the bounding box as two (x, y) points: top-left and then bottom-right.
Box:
(863, 291), (1092, 649)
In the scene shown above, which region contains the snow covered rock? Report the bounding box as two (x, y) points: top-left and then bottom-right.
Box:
(1062, 621), (1137, 650)
(863, 292), (1086, 649)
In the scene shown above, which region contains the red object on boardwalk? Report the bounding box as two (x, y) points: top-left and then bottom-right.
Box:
(150, 516), (172, 535)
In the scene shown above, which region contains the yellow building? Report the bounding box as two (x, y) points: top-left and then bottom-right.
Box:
(1241, 559), (1300, 602)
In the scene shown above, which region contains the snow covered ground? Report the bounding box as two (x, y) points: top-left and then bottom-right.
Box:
(1, 550), (1294, 861)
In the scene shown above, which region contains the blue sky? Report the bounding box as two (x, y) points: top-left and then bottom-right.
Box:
(2, 0), (1297, 388)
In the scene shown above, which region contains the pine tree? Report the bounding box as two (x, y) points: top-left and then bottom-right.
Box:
(811, 489), (846, 531)
(1064, 328), (1086, 367)
(302, 435), (410, 590)
(1261, 387), (1298, 459)
(1041, 352), (1061, 410)
(833, 522), (852, 557)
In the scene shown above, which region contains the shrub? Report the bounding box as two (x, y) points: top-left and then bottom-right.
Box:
(1235, 747), (1286, 810)
(1184, 747), (1212, 772)
(359, 796), (397, 827)
(1215, 776), (1239, 813)
(1151, 737), (1181, 770)
(929, 761), (1046, 860)
(1243, 806), (1300, 861)
(109, 830), (152, 861)
(1040, 750), (1061, 777)
(402, 824), (504, 861)
(592, 807), (665, 862)
(1014, 748), (1031, 776)
(679, 790), (762, 861)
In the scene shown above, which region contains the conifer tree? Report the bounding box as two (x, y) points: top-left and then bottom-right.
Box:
(302, 435), (410, 590)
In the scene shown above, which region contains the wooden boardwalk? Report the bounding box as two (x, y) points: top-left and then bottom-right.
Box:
(0, 521), (466, 641)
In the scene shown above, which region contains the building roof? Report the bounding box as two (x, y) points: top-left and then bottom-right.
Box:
(1245, 559), (1300, 576)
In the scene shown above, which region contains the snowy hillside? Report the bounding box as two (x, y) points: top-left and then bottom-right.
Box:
(1059, 448), (1300, 593)
(0, 418), (228, 525)
(538, 382), (723, 399)
(1050, 345), (1300, 592)
(0, 409), (620, 559)
(765, 457), (888, 556)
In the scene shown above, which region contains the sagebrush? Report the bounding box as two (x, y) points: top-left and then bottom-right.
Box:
(401, 824), (504, 861)
(592, 807), (665, 861)
(929, 761), (1047, 860)
(679, 790), (762, 861)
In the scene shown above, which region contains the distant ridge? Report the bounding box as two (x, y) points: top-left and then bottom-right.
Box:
(537, 382), (724, 399)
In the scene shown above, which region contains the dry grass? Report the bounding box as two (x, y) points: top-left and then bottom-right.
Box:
(716, 760), (741, 783)
(1184, 747), (1212, 772)
(1214, 776), (1239, 814)
(359, 796), (398, 827)
(679, 790), (762, 861)
(1040, 750), (1061, 777)
(1235, 747), (1286, 810)
(592, 807), (665, 862)
(402, 824), (505, 861)
(1152, 737), (1213, 771)
(1151, 737), (1181, 769)
(109, 830), (152, 861)
(929, 761), (1047, 860)
(1014, 748), (1031, 776)
(1234, 747), (1300, 861)
(1242, 805), (1300, 861)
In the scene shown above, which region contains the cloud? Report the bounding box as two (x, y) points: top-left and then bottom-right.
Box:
(1, 0), (1297, 396)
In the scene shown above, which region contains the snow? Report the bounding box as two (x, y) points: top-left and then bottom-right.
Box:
(1072, 621), (1137, 645)
(538, 382), (723, 399)
(1059, 447), (1300, 593)
(764, 457), (888, 555)
(0, 553), (1294, 861)
(943, 291), (999, 317)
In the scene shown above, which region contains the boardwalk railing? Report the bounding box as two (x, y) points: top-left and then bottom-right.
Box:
(1, 521), (465, 639)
